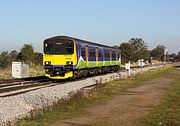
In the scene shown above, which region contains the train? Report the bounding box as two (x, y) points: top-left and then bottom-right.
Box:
(43, 36), (121, 79)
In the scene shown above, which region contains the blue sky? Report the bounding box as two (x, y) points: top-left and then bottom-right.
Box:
(0, 0), (180, 53)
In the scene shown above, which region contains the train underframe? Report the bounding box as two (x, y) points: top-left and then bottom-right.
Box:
(44, 65), (120, 79)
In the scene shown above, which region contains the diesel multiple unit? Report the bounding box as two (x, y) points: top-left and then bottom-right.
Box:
(43, 36), (121, 79)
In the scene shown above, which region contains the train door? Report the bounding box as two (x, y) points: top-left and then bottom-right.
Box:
(116, 51), (118, 61)
(86, 46), (88, 66)
(102, 48), (105, 66)
(119, 52), (121, 63)
(96, 47), (98, 66)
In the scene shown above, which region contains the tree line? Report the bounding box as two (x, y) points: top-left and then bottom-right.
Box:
(0, 44), (42, 69)
(119, 38), (180, 64)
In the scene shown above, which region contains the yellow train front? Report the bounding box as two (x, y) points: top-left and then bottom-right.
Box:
(43, 36), (121, 79)
(43, 36), (77, 79)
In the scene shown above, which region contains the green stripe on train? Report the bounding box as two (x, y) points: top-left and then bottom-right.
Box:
(76, 56), (121, 69)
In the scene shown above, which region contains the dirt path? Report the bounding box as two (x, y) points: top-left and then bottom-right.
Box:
(54, 78), (173, 126)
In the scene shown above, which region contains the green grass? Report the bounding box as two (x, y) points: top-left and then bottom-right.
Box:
(139, 65), (180, 126)
(16, 65), (175, 126)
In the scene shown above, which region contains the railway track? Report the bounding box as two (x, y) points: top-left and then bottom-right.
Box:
(0, 76), (57, 97)
(0, 63), (166, 98)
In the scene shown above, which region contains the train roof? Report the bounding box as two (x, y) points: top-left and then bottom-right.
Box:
(45, 36), (120, 50)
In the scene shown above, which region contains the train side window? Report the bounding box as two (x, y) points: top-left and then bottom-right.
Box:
(92, 51), (95, 57)
(89, 48), (92, 57)
(112, 53), (116, 61)
(105, 50), (109, 57)
(105, 50), (110, 58)
(107, 51), (110, 57)
(98, 50), (101, 57)
(104, 51), (107, 57)
(89, 48), (96, 58)
(81, 48), (85, 57)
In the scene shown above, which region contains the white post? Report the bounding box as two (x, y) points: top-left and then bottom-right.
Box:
(125, 61), (131, 76)
(164, 49), (168, 62)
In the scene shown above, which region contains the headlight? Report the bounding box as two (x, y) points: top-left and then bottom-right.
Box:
(45, 61), (51, 65)
(66, 61), (73, 65)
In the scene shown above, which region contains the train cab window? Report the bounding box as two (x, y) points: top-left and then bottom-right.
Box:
(81, 48), (85, 57)
(54, 41), (66, 54)
(44, 42), (54, 54)
(44, 39), (74, 55)
(65, 41), (74, 54)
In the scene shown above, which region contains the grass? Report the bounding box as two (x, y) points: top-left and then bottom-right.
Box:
(139, 64), (180, 126)
(29, 65), (44, 76)
(0, 68), (11, 79)
(15, 65), (175, 126)
(0, 65), (44, 79)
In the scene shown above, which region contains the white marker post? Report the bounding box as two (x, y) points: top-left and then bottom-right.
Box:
(125, 61), (131, 76)
(138, 59), (144, 72)
(164, 49), (168, 62)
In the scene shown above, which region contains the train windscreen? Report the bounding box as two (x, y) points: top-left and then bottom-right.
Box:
(44, 39), (74, 54)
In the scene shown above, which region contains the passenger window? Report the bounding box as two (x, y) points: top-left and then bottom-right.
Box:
(99, 50), (101, 57)
(89, 48), (96, 57)
(105, 51), (109, 57)
(81, 48), (85, 57)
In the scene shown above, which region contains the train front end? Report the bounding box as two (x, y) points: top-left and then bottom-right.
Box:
(43, 37), (77, 79)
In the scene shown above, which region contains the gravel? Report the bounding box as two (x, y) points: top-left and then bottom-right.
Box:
(0, 65), (164, 126)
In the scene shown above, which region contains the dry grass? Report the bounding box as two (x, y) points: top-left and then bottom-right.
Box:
(0, 65), (44, 79)
(0, 68), (12, 79)
(29, 65), (45, 77)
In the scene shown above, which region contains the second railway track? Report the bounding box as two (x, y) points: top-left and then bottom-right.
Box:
(0, 76), (56, 97)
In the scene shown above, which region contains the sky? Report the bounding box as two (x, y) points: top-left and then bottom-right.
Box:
(0, 0), (180, 54)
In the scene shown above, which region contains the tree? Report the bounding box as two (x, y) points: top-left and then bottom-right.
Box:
(0, 51), (9, 69)
(128, 38), (148, 53)
(150, 45), (166, 61)
(34, 52), (43, 65)
(175, 51), (180, 62)
(19, 44), (35, 64)
(136, 49), (150, 62)
(168, 53), (176, 62)
(9, 50), (18, 63)
(119, 43), (134, 64)
(128, 38), (150, 61)
(112, 45), (119, 49)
